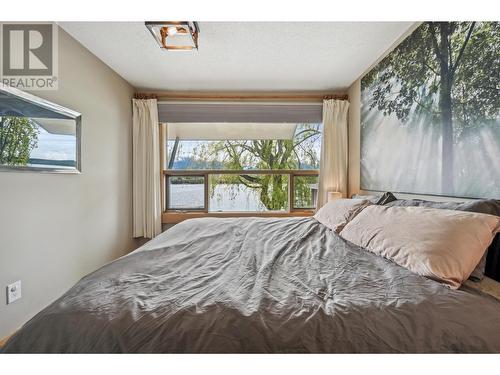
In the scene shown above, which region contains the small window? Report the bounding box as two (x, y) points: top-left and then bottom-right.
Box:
(0, 85), (81, 173)
(293, 175), (319, 209)
(167, 175), (205, 210)
(0, 117), (77, 170)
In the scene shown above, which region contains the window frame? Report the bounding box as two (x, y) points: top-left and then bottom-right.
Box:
(159, 122), (320, 224)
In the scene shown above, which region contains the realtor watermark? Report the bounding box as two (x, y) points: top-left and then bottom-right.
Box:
(0, 22), (58, 90)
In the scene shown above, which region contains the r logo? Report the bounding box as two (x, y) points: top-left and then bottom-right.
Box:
(2, 24), (53, 76)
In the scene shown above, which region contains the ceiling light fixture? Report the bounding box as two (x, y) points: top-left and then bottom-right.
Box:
(166, 26), (178, 36)
(145, 21), (200, 51)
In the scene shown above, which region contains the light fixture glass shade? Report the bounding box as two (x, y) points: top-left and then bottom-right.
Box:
(145, 21), (199, 51)
(166, 26), (178, 36)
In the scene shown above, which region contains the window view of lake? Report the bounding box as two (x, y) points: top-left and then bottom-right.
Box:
(166, 123), (322, 211)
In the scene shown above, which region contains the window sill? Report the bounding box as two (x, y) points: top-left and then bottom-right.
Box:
(162, 210), (315, 224)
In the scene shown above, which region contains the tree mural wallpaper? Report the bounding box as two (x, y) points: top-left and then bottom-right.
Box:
(361, 22), (499, 198)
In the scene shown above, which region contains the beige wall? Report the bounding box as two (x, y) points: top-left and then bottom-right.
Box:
(0, 28), (137, 338)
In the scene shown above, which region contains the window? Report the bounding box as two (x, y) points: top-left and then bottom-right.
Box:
(0, 85), (81, 173)
(0, 117), (79, 172)
(159, 102), (323, 220)
(167, 175), (205, 210)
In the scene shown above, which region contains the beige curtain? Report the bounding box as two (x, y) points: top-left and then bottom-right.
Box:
(132, 99), (162, 238)
(317, 99), (350, 209)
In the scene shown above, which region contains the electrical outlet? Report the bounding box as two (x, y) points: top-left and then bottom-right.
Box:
(6, 280), (21, 304)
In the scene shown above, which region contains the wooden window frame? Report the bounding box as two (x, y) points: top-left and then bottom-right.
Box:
(159, 123), (319, 224)
(162, 169), (319, 224)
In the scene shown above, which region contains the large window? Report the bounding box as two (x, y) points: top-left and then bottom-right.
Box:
(164, 122), (322, 214)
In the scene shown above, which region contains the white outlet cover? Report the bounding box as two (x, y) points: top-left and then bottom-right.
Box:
(6, 280), (21, 304)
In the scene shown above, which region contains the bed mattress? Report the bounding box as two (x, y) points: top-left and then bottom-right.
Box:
(3, 217), (500, 353)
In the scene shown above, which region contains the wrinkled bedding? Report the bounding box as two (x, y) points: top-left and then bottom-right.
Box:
(3, 217), (500, 353)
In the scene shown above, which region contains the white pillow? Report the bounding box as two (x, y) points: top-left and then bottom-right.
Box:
(339, 205), (500, 289)
(314, 199), (371, 233)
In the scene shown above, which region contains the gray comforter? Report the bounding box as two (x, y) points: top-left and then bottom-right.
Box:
(3, 217), (500, 353)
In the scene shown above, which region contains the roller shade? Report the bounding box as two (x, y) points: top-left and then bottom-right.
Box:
(157, 102), (323, 123)
(167, 122), (298, 140)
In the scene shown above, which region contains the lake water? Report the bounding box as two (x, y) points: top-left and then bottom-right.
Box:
(168, 183), (275, 211)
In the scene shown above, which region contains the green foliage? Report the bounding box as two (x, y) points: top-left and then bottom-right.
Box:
(193, 124), (321, 210)
(0, 116), (39, 166)
(362, 22), (499, 193)
(452, 23), (500, 138)
(363, 21), (499, 137)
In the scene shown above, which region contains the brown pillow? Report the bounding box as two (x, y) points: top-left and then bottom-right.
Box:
(314, 199), (371, 233)
(339, 205), (500, 289)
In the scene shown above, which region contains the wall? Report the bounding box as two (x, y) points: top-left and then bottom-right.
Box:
(348, 77), (469, 202)
(0, 28), (137, 338)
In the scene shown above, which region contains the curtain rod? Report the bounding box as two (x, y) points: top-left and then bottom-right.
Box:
(134, 93), (348, 102)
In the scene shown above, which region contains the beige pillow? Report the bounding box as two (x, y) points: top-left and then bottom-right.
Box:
(339, 205), (500, 289)
(314, 198), (371, 233)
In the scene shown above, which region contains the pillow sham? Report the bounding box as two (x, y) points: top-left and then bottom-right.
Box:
(385, 198), (500, 281)
(339, 205), (500, 289)
(314, 198), (371, 233)
(351, 192), (397, 205)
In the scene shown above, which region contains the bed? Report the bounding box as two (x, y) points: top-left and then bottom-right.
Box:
(3, 210), (500, 353)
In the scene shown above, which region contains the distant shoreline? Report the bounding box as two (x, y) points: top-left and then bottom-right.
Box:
(28, 158), (76, 167)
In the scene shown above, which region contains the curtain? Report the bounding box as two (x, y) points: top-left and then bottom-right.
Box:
(132, 99), (162, 238)
(317, 99), (350, 209)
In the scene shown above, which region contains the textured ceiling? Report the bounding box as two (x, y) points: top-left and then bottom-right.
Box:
(59, 22), (413, 91)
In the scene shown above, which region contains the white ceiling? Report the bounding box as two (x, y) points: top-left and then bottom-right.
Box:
(59, 22), (413, 92)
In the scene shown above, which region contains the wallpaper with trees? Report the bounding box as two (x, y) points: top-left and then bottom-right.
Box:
(361, 22), (499, 198)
